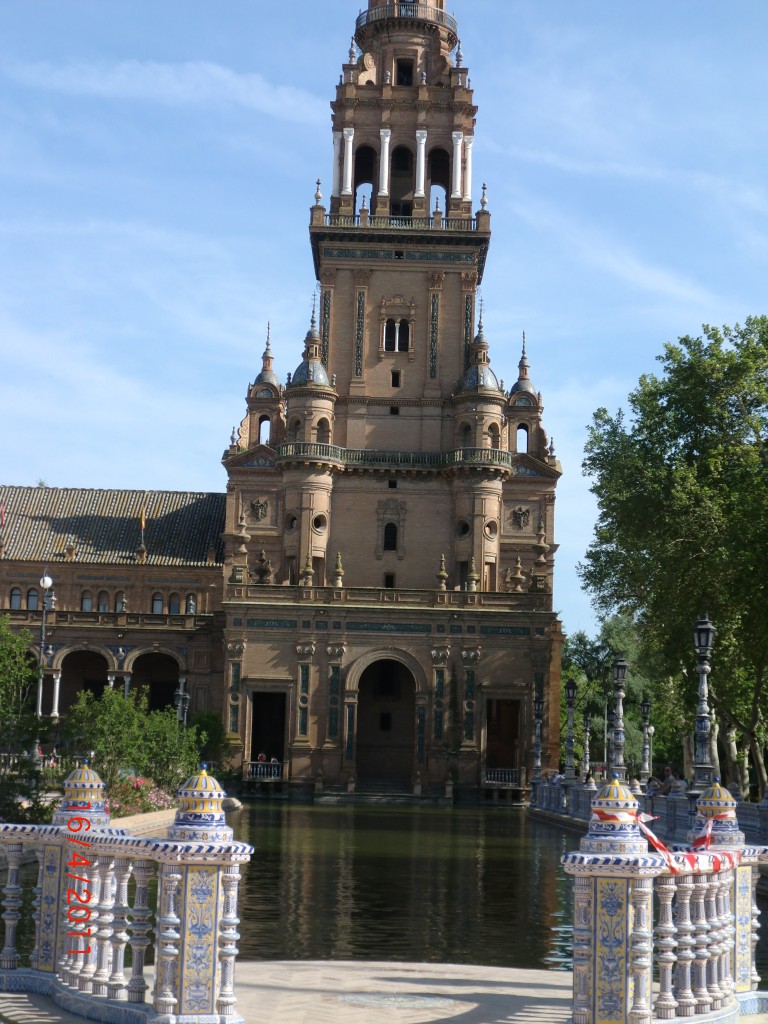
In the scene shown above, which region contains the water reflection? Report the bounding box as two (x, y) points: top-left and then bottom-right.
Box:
(232, 805), (575, 969)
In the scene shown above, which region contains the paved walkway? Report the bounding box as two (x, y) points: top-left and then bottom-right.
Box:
(2, 963), (768, 1024)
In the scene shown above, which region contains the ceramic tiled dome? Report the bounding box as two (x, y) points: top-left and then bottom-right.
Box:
(689, 779), (744, 847)
(581, 776), (648, 856)
(167, 765), (233, 841)
(52, 761), (110, 829)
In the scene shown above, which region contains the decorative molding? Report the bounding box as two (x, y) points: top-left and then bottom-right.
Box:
(226, 641), (245, 659)
(296, 642), (316, 659)
(429, 293), (439, 379)
(355, 290), (365, 377)
(427, 271), (445, 291)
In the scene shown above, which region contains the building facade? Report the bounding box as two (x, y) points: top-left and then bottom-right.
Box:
(0, 0), (562, 798)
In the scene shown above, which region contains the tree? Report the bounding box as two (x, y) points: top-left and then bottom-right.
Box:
(0, 616), (41, 821)
(579, 317), (768, 793)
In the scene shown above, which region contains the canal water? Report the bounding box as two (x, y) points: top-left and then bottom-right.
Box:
(231, 804), (574, 969)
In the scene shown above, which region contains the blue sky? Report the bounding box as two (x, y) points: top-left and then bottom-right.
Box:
(1, 1), (767, 637)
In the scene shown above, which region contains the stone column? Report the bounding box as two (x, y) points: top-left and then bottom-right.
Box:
(415, 130), (427, 198)
(341, 127), (355, 196)
(451, 131), (464, 199)
(332, 130), (342, 198)
(123, 673), (132, 697)
(463, 134), (474, 203)
(378, 128), (391, 197)
(51, 670), (62, 718)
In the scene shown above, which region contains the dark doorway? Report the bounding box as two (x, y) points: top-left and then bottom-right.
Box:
(251, 692), (287, 762)
(56, 650), (109, 715)
(356, 660), (415, 786)
(486, 699), (520, 769)
(131, 653), (179, 711)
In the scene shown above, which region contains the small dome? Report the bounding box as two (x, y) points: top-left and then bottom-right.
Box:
(690, 779), (744, 848)
(579, 775), (649, 856)
(167, 764), (233, 842)
(291, 359), (330, 386)
(254, 331), (280, 388)
(460, 364), (500, 391)
(52, 761), (110, 829)
(510, 334), (537, 395)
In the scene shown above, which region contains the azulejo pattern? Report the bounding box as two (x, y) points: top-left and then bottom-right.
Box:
(181, 866), (219, 1015)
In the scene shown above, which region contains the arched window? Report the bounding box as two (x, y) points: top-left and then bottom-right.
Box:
(97, 590), (109, 612)
(316, 418), (331, 445)
(488, 423), (500, 450)
(354, 145), (376, 215)
(516, 424), (529, 454)
(185, 593), (197, 615)
(80, 591), (93, 612)
(428, 147), (451, 213)
(390, 146), (414, 218)
(258, 415), (271, 446)
(10, 587), (22, 610)
(168, 593), (181, 615)
(383, 522), (398, 551)
(115, 592), (126, 613)
(460, 423), (472, 449)
(288, 418), (301, 443)
(27, 589), (39, 610)
(151, 593), (164, 614)
(398, 319), (410, 352)
(384, 318), (397, 352)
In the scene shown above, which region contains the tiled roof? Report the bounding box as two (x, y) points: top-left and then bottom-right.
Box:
(0, 487), (225, 567)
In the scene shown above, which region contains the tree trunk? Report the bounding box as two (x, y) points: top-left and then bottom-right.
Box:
(721, 726), (741, 794)
(748, 732), (768, 799)
(739, 743), (750, 797)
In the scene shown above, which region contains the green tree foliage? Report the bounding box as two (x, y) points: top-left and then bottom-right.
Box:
(61, 688), (205, 794)
(0, 616), (42, 821)
(579, 317), (768, 791)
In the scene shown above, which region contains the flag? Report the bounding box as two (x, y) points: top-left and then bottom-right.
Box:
(140, 506), (146, 532)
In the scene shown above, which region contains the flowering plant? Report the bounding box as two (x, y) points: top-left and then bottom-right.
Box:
(106, 775), (177, 818)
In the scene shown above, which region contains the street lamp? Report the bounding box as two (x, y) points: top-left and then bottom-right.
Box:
(692, 614), (716, 791)
(564, 677), (577, 781)
(582, 712), (592, 781)
(640, 696), (651, 783)
(175, 677), (190, 727)
(533, 693), (544, 780)
(612, 657), (628, 781)
(647, 725), (655, 784)
(33, 573), (56, 770)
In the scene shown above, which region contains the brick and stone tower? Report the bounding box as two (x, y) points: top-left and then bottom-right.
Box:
(220, 0), (563, 796)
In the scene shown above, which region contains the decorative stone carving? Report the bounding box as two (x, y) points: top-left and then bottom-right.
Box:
(296, 642), (316, 659)
(512, 506), (530, 530)
(226, 641), (245, 659)
(326, 644), (346, 661)
(250, 499), (269, 521)
(462, 647), (481, 664)
(430, 647), (450, 665)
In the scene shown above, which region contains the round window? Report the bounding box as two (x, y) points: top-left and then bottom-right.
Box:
(484, 520), (498, 539)
(285, 513), (298, 532)
(312, 513), (328, 533)
(456, 519), (470, 538)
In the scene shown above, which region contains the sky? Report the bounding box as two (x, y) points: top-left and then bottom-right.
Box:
(1, 1), (767, 638)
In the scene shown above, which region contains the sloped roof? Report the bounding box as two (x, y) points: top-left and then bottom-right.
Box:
(0, 487), (225, 567)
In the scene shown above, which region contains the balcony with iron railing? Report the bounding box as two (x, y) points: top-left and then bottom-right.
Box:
(274, 443), (528, 473)
(355, 3), (459, 41)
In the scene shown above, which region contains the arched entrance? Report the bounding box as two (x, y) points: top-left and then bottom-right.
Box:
(356, 659), (416, 785)
(56, 650), (110, 715)
(130, 653), (179, 711)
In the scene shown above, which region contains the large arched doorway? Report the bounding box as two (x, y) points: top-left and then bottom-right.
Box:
(356, 659), (416, 786)
(55, 650), (110, 715)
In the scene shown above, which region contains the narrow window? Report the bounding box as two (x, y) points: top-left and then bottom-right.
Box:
(384, 573), (396, 589)
(27, 589), (39, 610)
(151, 593), (163, 614)
(316, 418), (331, 444)
(185, 593), (197, 614)
(288, 418), (301, 442)
(10, 587), (22, 610)
(80, 591), (93, 612)
(391, 370), (401, 388)
(396, 61), (414, 87)
(489, 423), (500, 450)
(258, 415), (271, 446)
(460, 423), (472, 448)
(394, 249), (406, 259)
(388, 480), (398, 489)
(390, 406), (400, 416)
(97, 590), (109, 612)
(115, 592), (126, 613)
(384, 319), (397, 351)
(168, 593), (181, 615)
(383, 523), (398, 551)
(516, 424), (529, 454)
(398, 319), (410, 352)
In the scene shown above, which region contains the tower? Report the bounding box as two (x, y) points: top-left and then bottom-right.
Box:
(221, 0), (562, 797)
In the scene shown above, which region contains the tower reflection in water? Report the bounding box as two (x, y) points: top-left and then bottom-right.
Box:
(232, 804), (573, 968)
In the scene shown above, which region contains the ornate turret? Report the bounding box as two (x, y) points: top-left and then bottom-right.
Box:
(288, 310), (331, 389)
(690, 779), (744, 847)
(510, 334), (536, 397)
(254, 327), (280, 388)
(167, 764), (233, 842)
(580, 776), (648, 856)
(458, 312), (501, 393)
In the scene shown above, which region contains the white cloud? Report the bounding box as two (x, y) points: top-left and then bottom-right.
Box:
(1, 59), (326, 127)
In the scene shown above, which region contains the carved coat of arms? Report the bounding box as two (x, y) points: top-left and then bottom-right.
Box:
(251, 499), (269, 521)
(512, 506), (531, 530)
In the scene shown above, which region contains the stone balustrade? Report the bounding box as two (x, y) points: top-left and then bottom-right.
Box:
(562, 776), (768, 1024)
(0, 762), (252, 1024)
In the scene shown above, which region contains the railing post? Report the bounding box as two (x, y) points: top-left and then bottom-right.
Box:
(0, 841), (23, 969)
(562, 777), (666, 1024)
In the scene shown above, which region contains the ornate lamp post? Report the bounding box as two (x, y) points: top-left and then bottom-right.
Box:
(564, 677), (577, 781)
(640, 696), (651, 783)
(34, 573), (55, 769)
(647, 725), (655, 784)
(174, 677), (190, 727)
(582, 711), (592, 781)
(533, 692), (544, 780)
(692, 615), (716, 791)
(612, 657), (628, 781)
